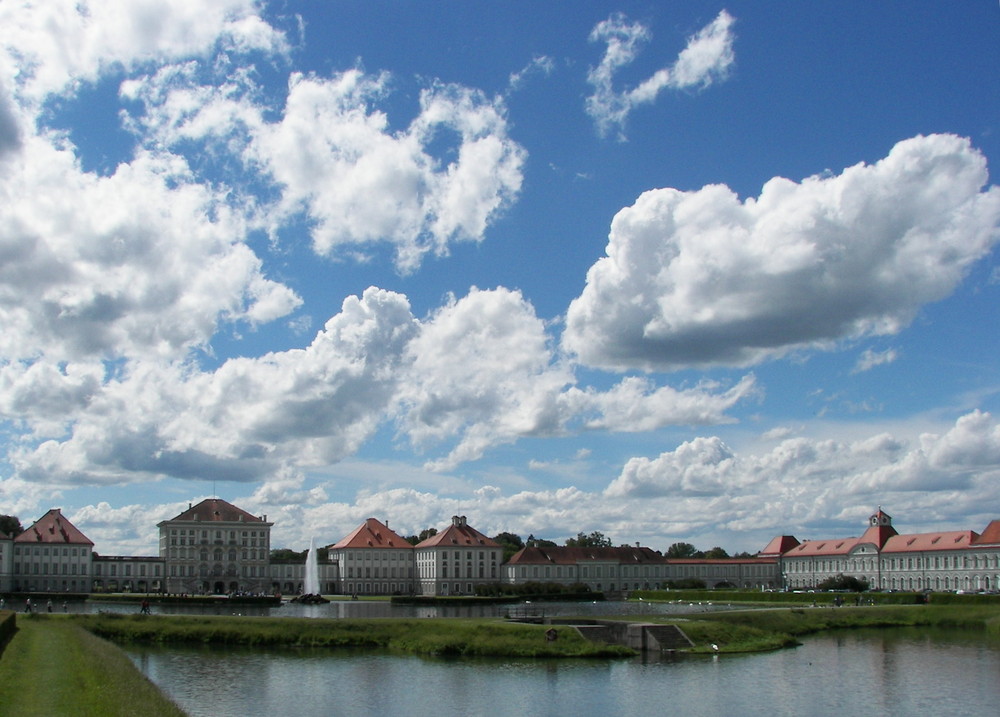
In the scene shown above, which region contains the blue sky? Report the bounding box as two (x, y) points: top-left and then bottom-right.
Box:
(1, 1), (998, 556)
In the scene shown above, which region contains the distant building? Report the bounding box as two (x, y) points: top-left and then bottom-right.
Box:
(92, 555), (164, 593)
(11, 509), (94, 593)
(268, 551), (338, 595)
(505, 545), (671, 592)
(326, 518), (414, 596)
(666, 557), (780, 590)
(773, 509), (1000, 592)
(504, 544), (781, 592)
(415, 516), (502, 596)
(157, 498), (273, 594)
(2, 502), (997, 597)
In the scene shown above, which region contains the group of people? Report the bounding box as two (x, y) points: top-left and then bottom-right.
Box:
(2, 596), (152, 614)
(16, 598), (68, 613)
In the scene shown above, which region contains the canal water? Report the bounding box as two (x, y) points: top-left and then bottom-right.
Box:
(82, 597), (741, 619)
(124, 626), (1000, 717)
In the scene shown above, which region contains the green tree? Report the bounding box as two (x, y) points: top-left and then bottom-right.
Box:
(269, 548), (305, 561)
(404, 528), (439, 546)
(817, 574), (869, 592)
(702, 546), (730, 559)
(565, 531), (612, 548)
(525, 534), (557, 548)
(665, 542), (700, 558)
(0, 515), (23, 537)
(492, 532), (525, 562)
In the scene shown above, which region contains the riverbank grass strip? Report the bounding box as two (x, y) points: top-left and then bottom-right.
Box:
(0, 613), (186, 717)
(75, 614), (635, 658)
(656, 604), (1000, 653)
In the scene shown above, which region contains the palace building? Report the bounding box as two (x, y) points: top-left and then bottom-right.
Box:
(325, 517), (414, 596)
(414, 515), (503, 596)
(769, 508), (1000, 593)
(6, 509), (94, 594)
(157, 499), (274, 595)
(2, 503), (998, 597)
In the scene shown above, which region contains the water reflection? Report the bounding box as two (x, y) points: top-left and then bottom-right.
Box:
(79, 598), (741, 619)
(125, 628), (999, 717)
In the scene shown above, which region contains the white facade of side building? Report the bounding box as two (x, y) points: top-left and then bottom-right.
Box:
(7, 509), (94, 593)
(414, 516), (503, 596)
(503, 546), (781, 592)
(773, 510), (1000, 592)
(92, 556), (164, 593)
(326, 517), (416, 596)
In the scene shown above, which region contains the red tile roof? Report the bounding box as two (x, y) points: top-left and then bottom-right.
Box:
(416, 517), (500, 549)
(15, 508), (93, 546)
(857, 522), (898, 549)
(506, 545), (666, 565)
(163, 498), (267, 524)
(758, 535), (800, 556)
(784, 537), (861, 557)
(974, 520), (1000, 546)
(328, 518), (413, 550)
(881, 530), (978, 553)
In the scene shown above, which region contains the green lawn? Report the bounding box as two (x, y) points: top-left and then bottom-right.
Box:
(0, 613), (186, 717)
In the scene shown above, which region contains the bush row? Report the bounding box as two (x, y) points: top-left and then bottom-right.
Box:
(630, 589), (933, 605)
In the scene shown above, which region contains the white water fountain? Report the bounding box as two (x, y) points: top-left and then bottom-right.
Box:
(303, 536), (320, 596)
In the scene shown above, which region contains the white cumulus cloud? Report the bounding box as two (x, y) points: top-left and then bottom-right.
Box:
(0, 0), (285, 104)
(586, 10), (735, 139)
(564, 134), (1000, 371)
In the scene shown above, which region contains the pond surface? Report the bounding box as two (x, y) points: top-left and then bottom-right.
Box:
(125, 627), (1000, 717)
(82, 597), (739, 619)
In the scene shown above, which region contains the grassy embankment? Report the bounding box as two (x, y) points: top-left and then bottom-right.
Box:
(0, 612), (185, 717)
(639, 604), (1000, 653)
(73, 612), (634, 658)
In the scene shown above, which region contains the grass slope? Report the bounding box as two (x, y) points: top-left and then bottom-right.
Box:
(0, 613), (186, 717)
